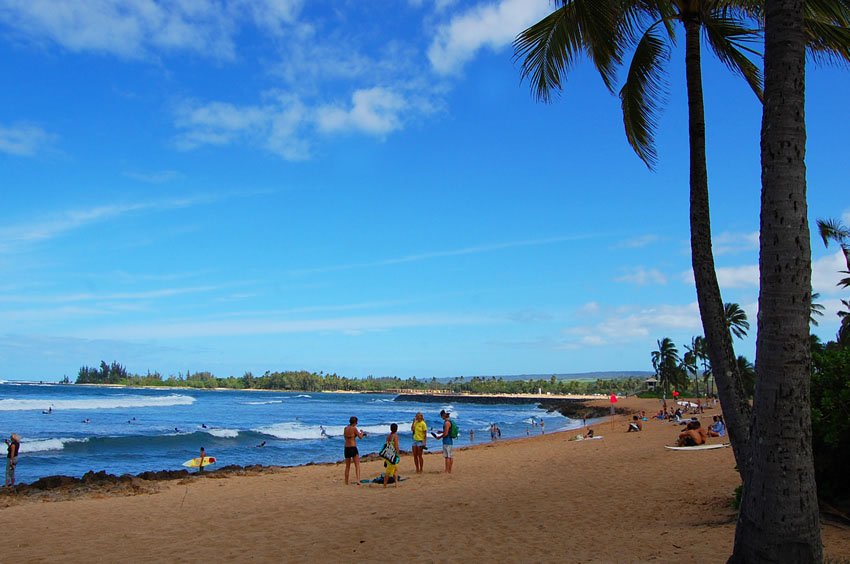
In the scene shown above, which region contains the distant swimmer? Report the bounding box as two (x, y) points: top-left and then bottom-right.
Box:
(257, 441), (266, 448)
(175, 427), (180, 433)
(82, 418), (91, 424)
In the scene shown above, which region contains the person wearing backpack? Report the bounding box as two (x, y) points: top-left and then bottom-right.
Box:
(432, 409), (454, 474)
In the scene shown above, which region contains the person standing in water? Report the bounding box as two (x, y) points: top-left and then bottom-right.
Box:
(410, 412), (427, 474)
(343, 416), (366, 485)
(5, 434), (20, 487)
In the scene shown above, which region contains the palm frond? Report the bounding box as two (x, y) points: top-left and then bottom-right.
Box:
(513, 0), (623, 102)
(804, 0), (850, 66)
(702, 13), (764, 102)
(619, 21), (669, 169)
(817, 218), (850, 247)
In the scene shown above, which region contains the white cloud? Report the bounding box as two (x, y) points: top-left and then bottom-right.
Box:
(0, 196), (214, 253)
(290, 234), (592, 275)
(616, 266), (667, 286)
(611, 234), (660, 249)
(713, 231), (759, 255)
(174, 96), (311, 160)
(0, 123), (54, 156)
(75, 312), (493, 340)
(0, 0), (230, 59)
(680, 264), (759, 289)
(565, 302), (703, 347)
(428, 0), (551, 74)
(812, 250), (848, 295)
(316, 87), (407, 136)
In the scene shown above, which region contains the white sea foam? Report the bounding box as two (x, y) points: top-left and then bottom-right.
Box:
(293, 394), (312, 399)
(241, 400), (284, 405)
(0, 394), (195, 412)
(22, 437), (88, 453)
(253, 422), (396, 440)
(204, 428), (239, 438)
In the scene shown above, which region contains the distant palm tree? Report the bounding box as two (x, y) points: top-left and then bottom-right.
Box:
(692, 335), (713, 394)
(838, 299), (850, 346)
(736, 355), (756, 398)
(651, 337), (680, 397)
(724, 302), (750, 339)
(683, 337), (701, 396)
(817, 217), (850, 288)
(810, 292), (825, 326)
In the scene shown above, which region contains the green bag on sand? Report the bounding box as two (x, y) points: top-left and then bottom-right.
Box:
(450, 420), (459, 439)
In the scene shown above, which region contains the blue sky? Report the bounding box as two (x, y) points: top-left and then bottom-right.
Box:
(1, 0), (847, 381)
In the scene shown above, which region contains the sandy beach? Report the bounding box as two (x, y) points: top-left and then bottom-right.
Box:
(2, 397), (848, 563)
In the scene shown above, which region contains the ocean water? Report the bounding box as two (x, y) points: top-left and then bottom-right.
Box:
(0, 383), (580, 484)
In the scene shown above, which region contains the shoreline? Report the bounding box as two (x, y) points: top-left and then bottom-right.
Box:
(1, 396), (847, 562)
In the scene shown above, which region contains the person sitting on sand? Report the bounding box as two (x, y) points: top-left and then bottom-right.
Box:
(410, 412), (427, 474)
(627, 415), (642, 432)
(708, 416), (726, 437)
(383, 423), (400, 488)
(585, 428), (594, 439)
(344, 416), (366, 485)
(677, 422), (706, 447)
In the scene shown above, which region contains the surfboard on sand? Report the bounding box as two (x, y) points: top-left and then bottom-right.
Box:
(182, 456), (216, 468)
(665, 443), (729, 451)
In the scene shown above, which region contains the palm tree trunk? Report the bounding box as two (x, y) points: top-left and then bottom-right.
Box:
(682, 16), (752, 478)
(730, 0), (822, 560)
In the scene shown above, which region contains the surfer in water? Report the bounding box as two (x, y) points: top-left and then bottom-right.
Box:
(320, 426), (328, 438)
(257, 441), (266, 448)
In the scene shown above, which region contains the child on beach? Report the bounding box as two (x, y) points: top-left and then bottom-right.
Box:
(383, 423), (400, 488)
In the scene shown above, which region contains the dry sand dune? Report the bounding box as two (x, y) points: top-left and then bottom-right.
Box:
(1, 397), (847, 563)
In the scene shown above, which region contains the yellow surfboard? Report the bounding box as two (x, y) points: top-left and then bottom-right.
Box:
(182, 456), (216, 468)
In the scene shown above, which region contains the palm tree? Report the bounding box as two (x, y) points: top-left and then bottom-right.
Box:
(723, 302), (750, 339)
(650, 337), (680, 397)
(692, 335), (713, 394)
(736, 354), (756, 397)
(683, 337), (701, 396)
(515, 0), (850, 483)
(732, 0), (822, 559)
(514, 0), (764, 472)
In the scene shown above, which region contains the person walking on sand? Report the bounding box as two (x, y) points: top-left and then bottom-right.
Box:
(432, 410), (454, 474)
(383, 423), (400, 488)
(5, 433), (21, 487)
(344, 416), (367, 485)
(410, 412), (427, 474)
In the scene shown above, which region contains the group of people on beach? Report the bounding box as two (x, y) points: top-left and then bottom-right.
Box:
(343, 409), (456, 488)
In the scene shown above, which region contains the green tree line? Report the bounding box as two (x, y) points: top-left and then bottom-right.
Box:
(75, 364), (644, 395)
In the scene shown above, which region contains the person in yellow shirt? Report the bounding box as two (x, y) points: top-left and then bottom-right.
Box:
(410, 412), (427, 473)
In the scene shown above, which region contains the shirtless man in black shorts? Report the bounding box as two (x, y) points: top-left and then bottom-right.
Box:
(344, 416), (366, 485)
